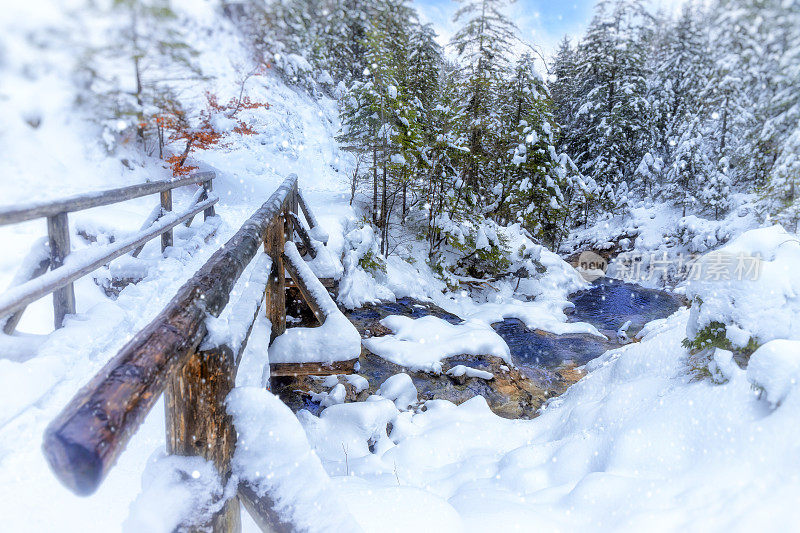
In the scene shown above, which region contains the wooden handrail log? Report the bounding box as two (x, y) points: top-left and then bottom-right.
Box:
(41, 175), (297, 496)
(0, 196), (218, 319)
(0, 172), (214, 226)
(296, 189), (327, 244)
(288, 212), (316, 259)
(280, 241), (338, 327)
(238, 483), (296, 533)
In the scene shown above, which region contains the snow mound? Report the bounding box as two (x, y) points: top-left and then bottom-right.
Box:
(362, 315), (511, 372)
(124, 453), (227, 533)
(301, 308), (800, 530)
(227, 387), (362, 532)
(686, 225), (800, 344)
(376, 373), (418, 409)
(747, 339), (800, 407)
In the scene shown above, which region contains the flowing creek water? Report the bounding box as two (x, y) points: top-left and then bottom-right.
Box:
(274, 278), (685, 418)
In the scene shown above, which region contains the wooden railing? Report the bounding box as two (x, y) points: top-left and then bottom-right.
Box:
(42, 174), (334, 532)
(0, 172), (217, 331)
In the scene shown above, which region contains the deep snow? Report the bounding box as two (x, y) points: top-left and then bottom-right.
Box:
(2, 2), (800, 532)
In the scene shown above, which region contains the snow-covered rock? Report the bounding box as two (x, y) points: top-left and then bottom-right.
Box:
(362, 315), (511, 372)
(747, 339), (800, 406)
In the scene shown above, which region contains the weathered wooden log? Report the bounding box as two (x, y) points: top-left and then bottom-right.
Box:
(265, 216), (287, 343)
(166, 345), (240, 533)
(132, 203), (166, 257)
(269, 359), (357, 377)
(41, 176), (296, 496)
(285, 277), (336, 289)
(166, 254), (270, 533)
(238, 483), (300, 533)
(288, 212), (316, 259)
(203, 179), (216, 220)
(47, 212), (76, 328)
(296, 189), (318, 232)
(160, 189), (173, 252)
(0, 197), (218, 321)
(0, 172), (214, 226)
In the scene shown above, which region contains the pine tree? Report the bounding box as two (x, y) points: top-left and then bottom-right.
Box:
(450, 0), (518, 195)
(758, 1), (800, 230)
(495, 54), (573, 247)
(571, 0), (651, 211)
(640, 4), (712, 197)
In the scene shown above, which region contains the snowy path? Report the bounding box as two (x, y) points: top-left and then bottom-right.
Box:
(0, 74), (359, 530)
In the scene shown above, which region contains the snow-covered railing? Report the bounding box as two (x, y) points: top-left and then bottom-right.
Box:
(0, 172), (216, 330)
(42, 174), (336, 532)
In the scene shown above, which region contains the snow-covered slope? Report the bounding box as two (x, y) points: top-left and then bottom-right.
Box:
(4, 2), (800, 532)
(295, 298), (800, 532)
(0, 2), (356, 530)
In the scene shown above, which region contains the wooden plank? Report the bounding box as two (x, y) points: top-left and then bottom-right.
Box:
(282, 251), (325, 325)
(165, 345), (241, 533)
(0, 197), (218, 321)
(41, 176), (296, 497)
(269, 359), (357, 377)
(132, 204), (166, 257)
(296, 188), (325, 241)
(1, 239), (52, 334)
(289, 212), (316, 259)
(182, 187), (207, 228)
(47, 212), (76, 328)
(160, 190), (173, 252)
(2, 256), (50, 334)
(297, 189), (328, 244)
(0, 172), (214, 226)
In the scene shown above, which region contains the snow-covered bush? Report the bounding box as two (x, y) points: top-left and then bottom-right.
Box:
(684, 225), (800, 359)
(338, 222), (394, 308)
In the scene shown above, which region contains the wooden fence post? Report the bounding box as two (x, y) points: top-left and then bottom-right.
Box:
(165, 345), (241, 533)
(47, 212), (75, 328)
(265, 215), (286, 343)
(160, 190), (173, 252)
(203, 179), (216, 220)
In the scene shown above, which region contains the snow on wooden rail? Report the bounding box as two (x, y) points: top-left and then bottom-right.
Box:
(0, 172), (214, 225)
(0, 171), (217, 330)
(42, 173), (347, 532)
(0, 196), (217, 320)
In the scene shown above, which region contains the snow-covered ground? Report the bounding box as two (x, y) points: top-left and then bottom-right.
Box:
(0, 2), (356, 529)
(3, 2), (800, 532)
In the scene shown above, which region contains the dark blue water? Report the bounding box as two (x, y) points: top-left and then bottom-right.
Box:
(492, 318), (613, 369)
(347, 282), (681, 374)
(347, 297), (461, 324)
(567, 278), (682, 335)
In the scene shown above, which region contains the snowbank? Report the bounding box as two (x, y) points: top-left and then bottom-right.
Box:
(299, 308), (800, 531)
(124, 453), (228, 533)
(227, 387), (362, 532)
(747, 340), (800, 406)
(685, 225), (800, 345)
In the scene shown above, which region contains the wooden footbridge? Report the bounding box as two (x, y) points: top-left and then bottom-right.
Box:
(0, 173), (347, 531)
